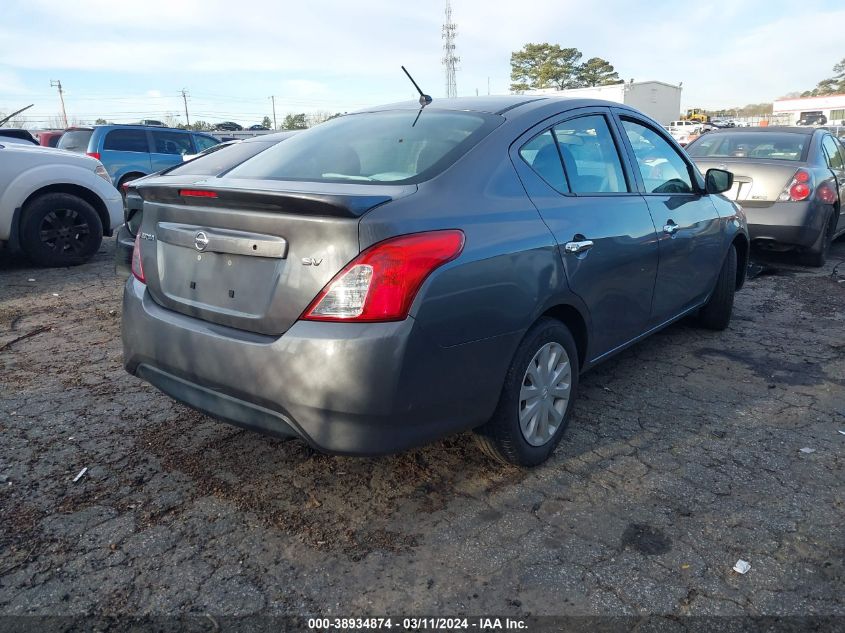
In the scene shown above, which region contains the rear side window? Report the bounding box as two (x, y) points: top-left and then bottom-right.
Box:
(57, 129), (93, 153)
(103, 130), (149, 153)
(822, 136), (844, 170)
(152, 131), (193, 155)
(519, 130), (567, 192)
(166, 141), (275, 176)
(194, 135), (219, 152)
(553, 115), (627, 193)
(621, 119), (694, 194)
(226, 110), (501, 184)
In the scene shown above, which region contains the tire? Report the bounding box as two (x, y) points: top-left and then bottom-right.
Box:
(474, 318), (579, 467)
(20, 193), (103, 267)
(801, 212), (833, 267)
(118, 173), (145, 201)
(697, 243), (737, 330)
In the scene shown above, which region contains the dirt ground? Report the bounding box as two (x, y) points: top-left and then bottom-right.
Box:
(0, 238), (843, 619)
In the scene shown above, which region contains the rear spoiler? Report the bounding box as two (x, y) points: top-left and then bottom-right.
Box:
(136, 183), (406, 218)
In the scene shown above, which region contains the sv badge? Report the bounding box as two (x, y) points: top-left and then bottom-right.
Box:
(301, 257), (323, 266)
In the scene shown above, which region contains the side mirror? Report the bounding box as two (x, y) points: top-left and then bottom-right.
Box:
(705, 168), (733, 194)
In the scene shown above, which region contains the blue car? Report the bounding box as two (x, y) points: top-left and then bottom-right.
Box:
(58, 125), (219, 188)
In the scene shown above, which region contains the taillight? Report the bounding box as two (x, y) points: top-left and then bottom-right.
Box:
(87, 151), (101, 160)
(131, 232), (146, 283)
(778, 169), (813, 202)
(302, 230), (465, 322)
(179, 189), (218, 198)
(817, 182), (837, 205)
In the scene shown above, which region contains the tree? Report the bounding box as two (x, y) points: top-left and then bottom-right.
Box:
(578, 57), (622, 87)
(510, 43), (583, 92)
(801, 58), (845, 97)
(282, 113), (308, 130)
(95, 117), (108, 125)
(261, 116), (272, 129)
(307, 111), (344, 127)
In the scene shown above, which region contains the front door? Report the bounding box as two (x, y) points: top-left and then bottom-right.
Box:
(821, 134), (845, 234)
(511, 109), (659, 360)
(615, 115), (724, 326)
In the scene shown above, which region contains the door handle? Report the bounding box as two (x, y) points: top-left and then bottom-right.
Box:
(564, 239), (594, 254)
(663, 220), (679, 235)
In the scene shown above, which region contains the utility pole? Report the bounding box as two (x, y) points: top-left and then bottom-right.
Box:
(487, 77), (490, 95)
(269, 96), (277, 130)
(50, 80), (68, 128)
(441, 0), (459, 98)
(181, 89), (190, 127)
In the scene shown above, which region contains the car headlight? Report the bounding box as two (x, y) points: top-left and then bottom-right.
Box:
(94, 164), (111, 183)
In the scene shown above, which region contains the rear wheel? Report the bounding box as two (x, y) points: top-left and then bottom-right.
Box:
(20, 193), (103, 267)
(474, 318), (579, 467)
(696, 244), (736, 330)
(801, 212), (833, 267)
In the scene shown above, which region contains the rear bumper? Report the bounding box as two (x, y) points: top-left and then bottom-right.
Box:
(744, 200), (828, 249)
(121, 278), (513, 455)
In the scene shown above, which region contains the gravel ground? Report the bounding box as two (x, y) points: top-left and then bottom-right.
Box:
(0, 238), (843, 619)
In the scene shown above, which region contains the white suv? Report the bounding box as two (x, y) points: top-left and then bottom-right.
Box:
(0, 141), (122, 266)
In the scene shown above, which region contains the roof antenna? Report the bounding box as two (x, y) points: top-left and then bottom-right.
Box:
(402, 66), (433, 107)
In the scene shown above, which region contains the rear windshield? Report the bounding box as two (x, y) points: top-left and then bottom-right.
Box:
(687, 132), (807, 161)
(164, 140), (277, 176)
(225, 110), (501, 184)
(57, 129), (93, 153)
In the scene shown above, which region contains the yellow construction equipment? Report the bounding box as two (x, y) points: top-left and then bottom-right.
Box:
(682, 108), (710, 123)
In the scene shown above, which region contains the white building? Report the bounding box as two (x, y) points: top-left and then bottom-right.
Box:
(772, 94), (845, 125)
(524, 80), (682, 125)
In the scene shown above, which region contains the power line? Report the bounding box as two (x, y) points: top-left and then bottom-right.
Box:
(442, 0), (459, 98)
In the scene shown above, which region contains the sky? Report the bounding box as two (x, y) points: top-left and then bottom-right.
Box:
(0, 0), (842, 128)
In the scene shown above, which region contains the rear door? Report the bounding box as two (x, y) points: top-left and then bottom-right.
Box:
(615, 113), (724, 326)
(149, 130), (195, 172)
(511, 108), (659, 359)
(100, 129), (152, 183)
(821, 134), (845, 233)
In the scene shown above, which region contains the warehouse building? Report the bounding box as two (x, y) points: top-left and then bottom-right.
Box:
(772, 94), (845, 126)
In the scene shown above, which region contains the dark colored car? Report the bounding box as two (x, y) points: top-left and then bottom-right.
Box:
(687, 127), (845, 265)
(115, 132), (299, 275)
(57, 125), (220, 188)
(0, 128), (38, 145)
(249, 124), (270, 131)
(122, 96), (747, 466)
(214, 122), (243, 131)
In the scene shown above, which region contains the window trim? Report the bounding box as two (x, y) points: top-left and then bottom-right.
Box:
(613, 112), (705, 196)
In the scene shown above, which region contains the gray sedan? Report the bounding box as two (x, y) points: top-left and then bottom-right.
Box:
(122, 96), (748, 466)
(687, 126), (845, 266)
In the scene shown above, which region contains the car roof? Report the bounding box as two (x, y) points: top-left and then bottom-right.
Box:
(360, 95), (548, 115)
(241, 130), (300, 143)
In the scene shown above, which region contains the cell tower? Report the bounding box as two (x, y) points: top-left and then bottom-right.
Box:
(442, 0), (459, 98)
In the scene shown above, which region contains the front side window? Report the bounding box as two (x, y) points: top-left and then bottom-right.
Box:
(621, 119), (694, 194)
(553, 115), (627, 193)
(822, 136), (844, 170)
(103, 129), (148, 153)
(519, 130), (567, 192)
(153, 131), (194, 155)
(226, 110), (500, 184)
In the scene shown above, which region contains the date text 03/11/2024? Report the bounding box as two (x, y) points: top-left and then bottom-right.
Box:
(307, 617), (528, 630)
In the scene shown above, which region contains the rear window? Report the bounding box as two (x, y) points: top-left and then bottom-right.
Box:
(104, 129), (149, 153)
(687, 132), (807, 161)
(165, 140), (276, 176)
(225, 110), (501, 184)
(57, 129), (93, 153)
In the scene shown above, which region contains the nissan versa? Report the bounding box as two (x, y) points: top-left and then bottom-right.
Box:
(122, 96), (748, 466)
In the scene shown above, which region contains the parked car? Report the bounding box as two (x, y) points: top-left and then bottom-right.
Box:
(686, 127), (845, 266)
(181, 139), (238, 162)
(0, 128), (38, 145)
(34, 130), (65, 147)
(0, 141), (122, 266)
(797, 112), (827, 126)
(115, 132), (299, 275)
(122, 96), (747, 467)
(57, 125), (220, 189)
(214, 122), (243, 131)
(249, 124), (270, 131)
(667, 120), (703, 146)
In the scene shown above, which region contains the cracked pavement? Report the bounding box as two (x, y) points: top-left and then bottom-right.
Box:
(0, 239), (843, 618)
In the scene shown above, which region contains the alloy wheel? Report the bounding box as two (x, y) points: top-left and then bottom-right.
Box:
(518, 341), (572, 446)
(39, 209), (91, 255)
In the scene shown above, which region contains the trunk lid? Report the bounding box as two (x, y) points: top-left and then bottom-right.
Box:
(135, 177), (416, 335)
(693, 158), (804, 203)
